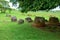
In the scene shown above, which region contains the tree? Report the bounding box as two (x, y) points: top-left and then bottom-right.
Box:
(0, 0), (6, 13)
(0, 0), (11, 13)
(10, 0), (60, 12)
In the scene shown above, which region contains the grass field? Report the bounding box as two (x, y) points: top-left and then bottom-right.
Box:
(0, 10), (60, 40)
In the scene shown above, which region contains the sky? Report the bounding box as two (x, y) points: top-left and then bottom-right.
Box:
(5, 0), (10, 2)
(51, 6), (60, 11)
(5, 0), (19, 9)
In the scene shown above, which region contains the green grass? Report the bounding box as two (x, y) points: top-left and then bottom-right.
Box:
(0, 10), (60, 40)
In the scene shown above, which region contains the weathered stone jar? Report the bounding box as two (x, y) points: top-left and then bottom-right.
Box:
(11, 16), (17, 22)
(18, 19), (24, 24)
(48, 17), (59, 26)
(32, 16), (45, 28)
(6, 14), (11, 17)
(25, 17), (33, 22)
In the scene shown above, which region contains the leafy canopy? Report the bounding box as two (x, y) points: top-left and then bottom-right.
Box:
(10, 0), (60, 12)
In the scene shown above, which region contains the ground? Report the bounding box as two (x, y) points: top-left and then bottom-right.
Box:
(0, 10), (60, 40)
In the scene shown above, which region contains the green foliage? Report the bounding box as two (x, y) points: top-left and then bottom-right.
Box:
(10, 0), (60, 12)
(18, 0), (60, 12)
(10, 0), (17, 5)
(0, 1), (11, 13)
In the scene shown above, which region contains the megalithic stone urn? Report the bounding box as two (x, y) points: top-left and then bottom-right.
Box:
(32, 16), (46, 28)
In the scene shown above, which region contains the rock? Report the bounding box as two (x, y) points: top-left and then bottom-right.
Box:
(11, 16), (17, 22)
(57, 23), (60, 26)
(49, 17), (59, 23)
(56, 26), (60, 32)
(25, 17), (33, 22)
(34, 16), (45, 23)
(6, 14), (11, 17)
(18, 19), (24, 24)
(48, 17), (59, 26)
(45, 17), (60, 32)
(32, 16), (45, 27)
